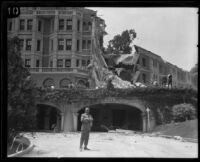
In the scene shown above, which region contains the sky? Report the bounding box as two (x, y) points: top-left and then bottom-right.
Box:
(88, 7), (198, 71)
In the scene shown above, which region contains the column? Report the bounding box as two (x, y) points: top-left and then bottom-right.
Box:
(72, 112), (79, 131)
(31, 15), (37, 68)
(142, 112), (147, 132)
(72, 10), (77, 52)
(60, 112), (64, 131)
(14, 18), (19, 33)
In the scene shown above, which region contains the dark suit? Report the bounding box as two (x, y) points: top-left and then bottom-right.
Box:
(80, 113), (93, 148)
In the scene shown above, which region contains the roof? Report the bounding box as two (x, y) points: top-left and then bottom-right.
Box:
(134, 45), (164, 62)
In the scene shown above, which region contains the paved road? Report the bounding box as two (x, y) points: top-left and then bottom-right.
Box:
(22, 132), (198, 158)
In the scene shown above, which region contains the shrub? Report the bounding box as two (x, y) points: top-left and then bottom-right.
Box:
(172, 103), (196, 122)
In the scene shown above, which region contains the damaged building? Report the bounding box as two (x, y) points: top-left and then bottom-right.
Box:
(7, 7), (197, 132)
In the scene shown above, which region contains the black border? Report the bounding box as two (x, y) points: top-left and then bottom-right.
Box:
(1, 0), (200, 161)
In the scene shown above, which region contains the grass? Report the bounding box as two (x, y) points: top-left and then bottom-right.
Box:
(153, 119), (198, 139)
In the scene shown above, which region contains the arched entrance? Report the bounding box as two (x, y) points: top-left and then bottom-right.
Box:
(77, 103), (143, 132)
(36, 104), (61, 132)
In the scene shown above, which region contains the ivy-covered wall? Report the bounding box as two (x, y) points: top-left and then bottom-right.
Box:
(37, 87), (197, 126)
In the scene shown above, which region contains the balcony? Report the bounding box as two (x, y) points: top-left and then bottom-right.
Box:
(28, 67), (89, 75)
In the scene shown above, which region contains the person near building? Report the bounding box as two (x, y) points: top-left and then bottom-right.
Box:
(80, 107), (93, 151)
(167, 74), (172, 89)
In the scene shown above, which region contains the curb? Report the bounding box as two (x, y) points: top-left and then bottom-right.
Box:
(8, 136), (35, 158)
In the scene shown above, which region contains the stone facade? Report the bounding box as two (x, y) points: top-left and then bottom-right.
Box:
(7, 7), (106, 89)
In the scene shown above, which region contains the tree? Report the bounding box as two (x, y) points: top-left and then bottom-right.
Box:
(8, 37), (38, 131)
(106, 29), (137, 54)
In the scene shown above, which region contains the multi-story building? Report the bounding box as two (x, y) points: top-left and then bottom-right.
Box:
(7, 7), (106, 89)
(133, 45), (196, 89)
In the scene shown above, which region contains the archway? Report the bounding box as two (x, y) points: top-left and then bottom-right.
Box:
(36, 104), (61, 132)
(77, 103), (143, 132)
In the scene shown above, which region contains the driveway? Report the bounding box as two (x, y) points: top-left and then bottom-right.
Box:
(21, 132), (198, 158)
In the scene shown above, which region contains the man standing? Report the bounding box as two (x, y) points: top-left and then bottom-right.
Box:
(80, 107), (93, 151)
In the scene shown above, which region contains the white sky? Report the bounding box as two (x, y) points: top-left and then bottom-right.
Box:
(88, 7), (198, 71)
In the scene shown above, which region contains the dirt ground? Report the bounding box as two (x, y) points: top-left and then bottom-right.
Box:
(21, 132), (198, 158)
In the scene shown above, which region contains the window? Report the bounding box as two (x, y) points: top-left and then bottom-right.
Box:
(37, 40), (41, 51)
(25, 59), (31, 67)
(82, 40), (86, 49)
(87, 40), (91, 49)
(57, 59), (63, 68)
(60, 79), (71, 88)
(27, 19), (33, 31)
(36, 59), (40, 67)
(137, 59), (140, 64)
(26, 39), (32, 51)
(66, 39), (72, 50)
(58, 39), (64, 50)
(65, 59), (71, 67)
(77, 40), (80, 51)
(38, 20), (42, 31)
(82, 60), (86, 67)
(50, 61), (53, 67)
(83, 22), (87, 31)
(51, 39), (54, 51)
(77, 20), (80, 31)
(19, 39), (24, 50)
(19, 19), (25, 31)
(66, 19), (72, 30)
(142, 58), (146, 67)
(76, 59), (79, 67)
(59, 19), (64, 31)
(87, 60), (90, 65)
(142, 73), (146, 83)
(88, 22), (92, 31)
(8, 21), (12, 31)
(153, 59), (157, 68)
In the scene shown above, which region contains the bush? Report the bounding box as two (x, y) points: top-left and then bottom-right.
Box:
(172, 103), (196, 122)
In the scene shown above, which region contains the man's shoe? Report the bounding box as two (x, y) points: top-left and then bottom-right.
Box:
(80, 147), (83, 151)
(84, 147), (90, 150)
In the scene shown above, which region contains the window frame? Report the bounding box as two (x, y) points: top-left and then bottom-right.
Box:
(25, 59), (31, 67)
(58, 39), (64, 51)
(66, 19), (72, 31)
(66, 39), (72, 51)
(65, 59), (71, 67)
(26, 39), (32, 51)
(59, 19), (64, 31)
(27, 19), (33, 31)
(57, 59), (63, 68)
(19, 19), (25, 31)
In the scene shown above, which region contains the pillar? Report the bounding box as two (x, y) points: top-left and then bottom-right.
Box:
(60, 112), (64, 131)
(142, 112), (147, 132)
(72, 112), (79, 131)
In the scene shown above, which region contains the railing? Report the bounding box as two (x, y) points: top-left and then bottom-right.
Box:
(29, 67), (89, 74)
